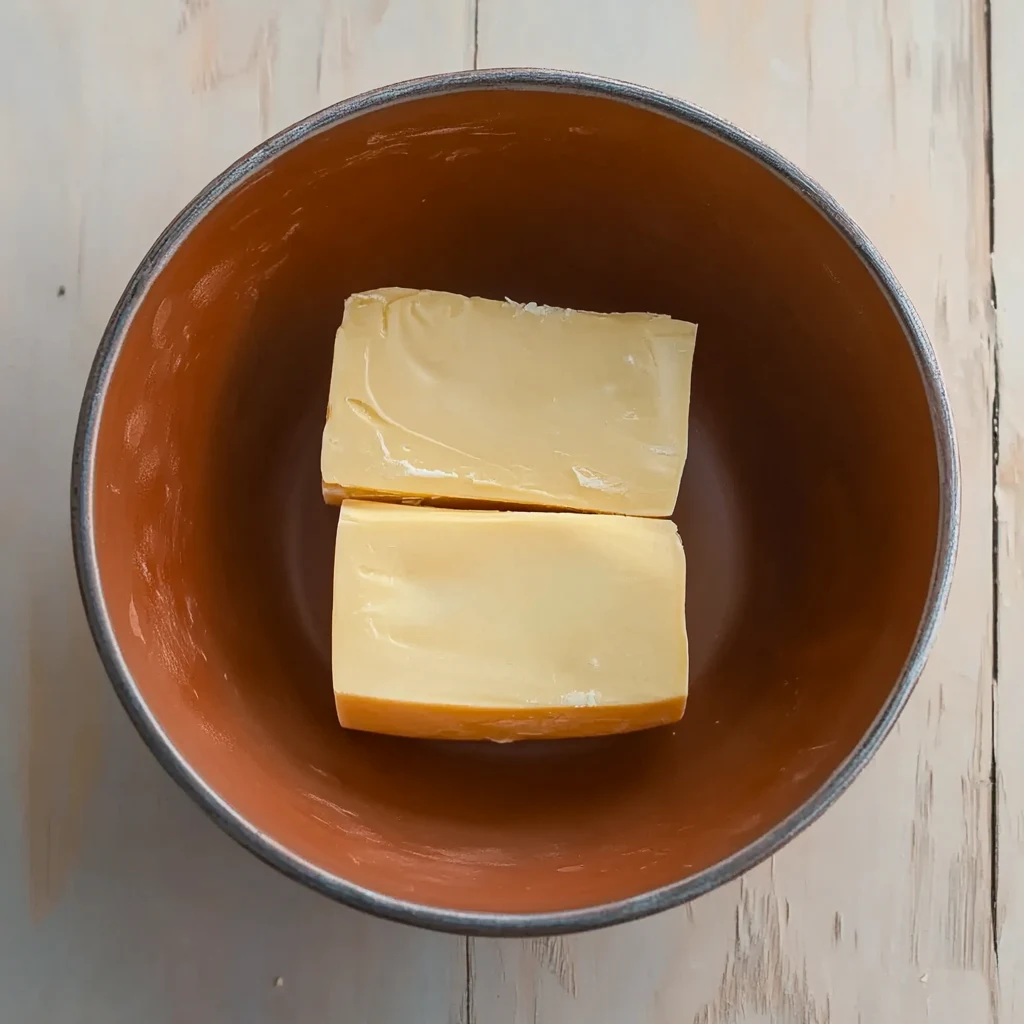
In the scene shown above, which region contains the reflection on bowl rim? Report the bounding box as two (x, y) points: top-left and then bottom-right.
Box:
(70, 68), (960, 937)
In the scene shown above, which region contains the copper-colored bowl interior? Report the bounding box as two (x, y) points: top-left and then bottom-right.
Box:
(87, 86), (942, 918)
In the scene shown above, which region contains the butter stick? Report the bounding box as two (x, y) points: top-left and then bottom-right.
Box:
(321, 288), (697, 516)
(332, 501), (688, 741)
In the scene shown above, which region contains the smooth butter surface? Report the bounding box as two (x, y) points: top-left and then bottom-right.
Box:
(332, 501), (688, 741)
(321, 288), (697, 516)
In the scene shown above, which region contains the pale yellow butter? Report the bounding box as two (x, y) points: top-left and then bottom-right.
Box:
(321, 288), (697, 516)
(332, 501), (689, 741)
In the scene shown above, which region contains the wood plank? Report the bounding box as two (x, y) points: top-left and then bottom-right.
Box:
(0, 2), (472, 1020)
(993, 0), (1024, 1016)
(474, 1), (996, 1020)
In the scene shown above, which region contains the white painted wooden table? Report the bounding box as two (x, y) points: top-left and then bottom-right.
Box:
(1, 0), (1018, 1020)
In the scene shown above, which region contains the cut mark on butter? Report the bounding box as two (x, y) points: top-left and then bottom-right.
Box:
(394, 462), (458, 479)
(371, 423), (460, 480)
(648, 445), (677, 456)
(505, 298), (560, 317)
(356, 566), (395, 585)
(346, 395), (497, 472)
(572, 466), (626, 493)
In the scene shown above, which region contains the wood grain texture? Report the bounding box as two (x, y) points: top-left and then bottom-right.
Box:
(0, 0), (1004, 1020)
(0, 1), (471, 1021)
(473, 0), (996, 1020)
(994, 0), (1024, 1018)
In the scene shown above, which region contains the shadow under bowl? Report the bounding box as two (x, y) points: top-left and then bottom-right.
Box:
(73, 70), (958, 935)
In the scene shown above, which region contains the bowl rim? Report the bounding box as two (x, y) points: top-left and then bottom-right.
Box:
(71, 67), (960, 937)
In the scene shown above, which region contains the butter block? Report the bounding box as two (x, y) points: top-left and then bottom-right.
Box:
(332, 500), (688, 741)
(321, 288), (697, 516)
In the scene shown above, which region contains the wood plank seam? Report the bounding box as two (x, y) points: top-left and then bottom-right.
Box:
(473, 0), (480, 70)
(985, 0), (1000, 971)
(465, 936), (477, 1024)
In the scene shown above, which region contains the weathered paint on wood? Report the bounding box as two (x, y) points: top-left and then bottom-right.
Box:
(994, 0), (1024, 1019)
(0, 0), (1008, 1020)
